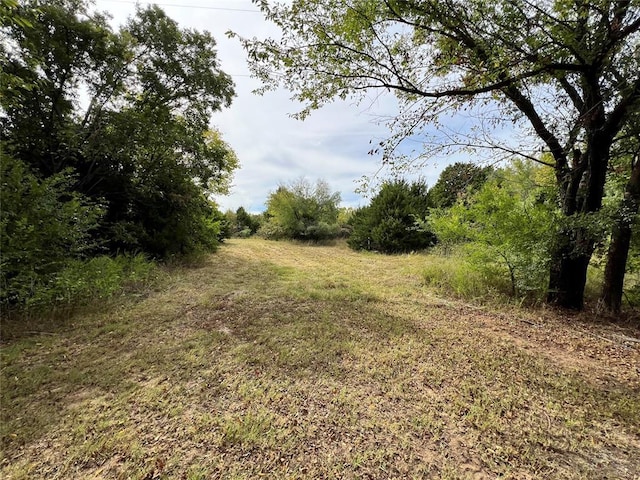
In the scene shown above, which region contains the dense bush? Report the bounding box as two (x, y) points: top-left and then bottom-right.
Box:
(1, 156), (157, 309)
(236, 207), (262, 235)
(428, 161), (558, 301)
(118, 169), (227, 257)
(348, 179), (436, 253)
(25, 254), (156, 309)
(261, 179), (342, 241)
(0, 156), (100, 304)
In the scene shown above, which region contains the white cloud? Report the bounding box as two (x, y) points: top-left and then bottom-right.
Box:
(93, 0), (462, 213)
(210, 76), (400, 211)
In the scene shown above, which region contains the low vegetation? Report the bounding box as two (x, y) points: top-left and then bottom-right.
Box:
(1, 0), (236, 311)
(427, 161), (559, 303)
(2, 239), (638, 479)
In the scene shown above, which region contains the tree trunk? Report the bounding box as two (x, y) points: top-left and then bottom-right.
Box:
(601, 158), (640, 313)
(548, 136), (610, 310)
(547, 235), (593, 310)
(602, 223), (633, 312)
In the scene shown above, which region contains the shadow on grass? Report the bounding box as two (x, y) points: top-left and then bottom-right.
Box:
(0, 252), (411, 452)
(1, 249), (639, 478)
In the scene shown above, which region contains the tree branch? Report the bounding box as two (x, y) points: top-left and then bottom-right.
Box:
(604, 75), (640, 141)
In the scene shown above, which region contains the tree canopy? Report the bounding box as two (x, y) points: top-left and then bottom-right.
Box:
(238, 0), (640, 310)
(262, 179), (342, 241)
(429, 162), (493, 209)
(1, 0), (237, 257)
(348, 179), (435, 253)
(1, 0), (237, 307)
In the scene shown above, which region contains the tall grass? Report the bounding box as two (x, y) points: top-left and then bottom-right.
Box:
(421, 246), (607, 307)
(422, 248), (512, 304)
(3, 254), (157, 315)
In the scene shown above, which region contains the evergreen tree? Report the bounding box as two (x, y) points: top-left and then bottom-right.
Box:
(348, 180), (435, 254)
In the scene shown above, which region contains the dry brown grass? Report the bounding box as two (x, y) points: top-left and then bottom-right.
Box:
(1, 238), (639, 479)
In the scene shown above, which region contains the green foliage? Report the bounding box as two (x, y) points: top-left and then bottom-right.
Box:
(238, 0), (640, 310)
(0, 155), (101, 305)
(429, 162), (493, 209)
(598, 128), (640, 311)
(625, 230), (640, 305)
(421, 244), (604, 305)
(235, 207), (262, 236)
(348, 179), (435, 253)
(261, 179), (341, 241)
(112, 162), (224, 257)
(1, 0), (237, 259)
(336, 207), (355, 238)
(210, 206), (229, 244)
(0, 0), (33, 29)
(236, 228), (254, 238)
(0, 0), (236, 313)
(0, 156), (156, 309)
(256, 220), (287, 241)
(422, 247), (513, 302)
(428, 161), (559, 301)
(218, 210), (235, 241)
(26, 254), (156, 309)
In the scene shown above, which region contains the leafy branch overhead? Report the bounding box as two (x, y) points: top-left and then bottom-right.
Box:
(238, 0), (640, 310)
(240, 0), (638, 161)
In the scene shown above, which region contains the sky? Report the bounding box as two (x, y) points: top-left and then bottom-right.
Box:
(93, 0), (458, 213)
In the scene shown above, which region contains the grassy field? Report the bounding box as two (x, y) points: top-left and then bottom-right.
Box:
(1, 238), (639, 479)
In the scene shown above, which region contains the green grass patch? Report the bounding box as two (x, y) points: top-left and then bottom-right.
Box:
(1, 238), (638, 479)
(421, 245), (624, 308)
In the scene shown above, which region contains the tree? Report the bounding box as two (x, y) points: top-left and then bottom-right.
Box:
(429, 161), (559, 299)
(429, 162), (493, 209)
(622, 216), (640, 306)
(237, 0), (640, 310)
(262, 179), (341, 241)
(348, 179), (435, 253)
(0, 155), (102, 304)
(235, 207), (262, 236)
(0, 0), (32, 30)
(601, 123), (640, 312)
(1, 0), (237, 257)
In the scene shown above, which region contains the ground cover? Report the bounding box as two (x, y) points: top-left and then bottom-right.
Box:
(1, 238), (639, 479)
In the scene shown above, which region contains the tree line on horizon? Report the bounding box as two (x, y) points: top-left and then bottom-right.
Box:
(223, 162), (639, 312)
